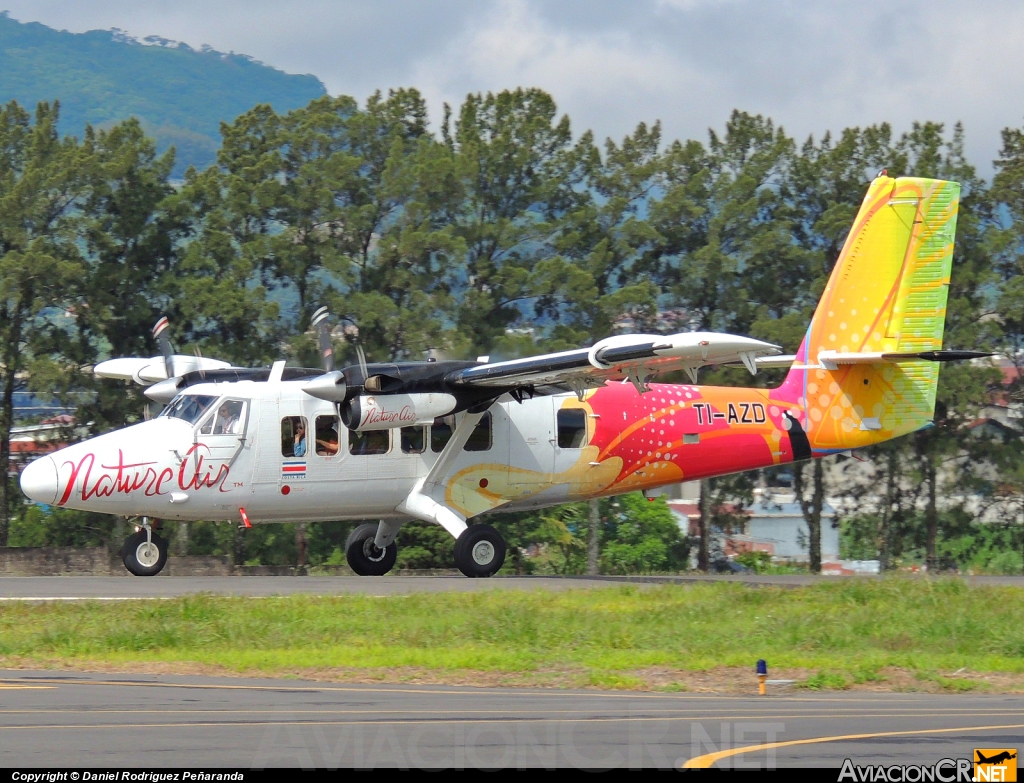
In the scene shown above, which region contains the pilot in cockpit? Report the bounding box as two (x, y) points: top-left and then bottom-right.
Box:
(213, 401), (244, 434)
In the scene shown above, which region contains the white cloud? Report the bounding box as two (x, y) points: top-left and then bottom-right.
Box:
(409, 0), (709, 143)
(2, 0), (1023, 172)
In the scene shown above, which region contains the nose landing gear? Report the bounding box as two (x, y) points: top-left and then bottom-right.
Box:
(345, 523), (398, 576)
(121, 518), (169, 576)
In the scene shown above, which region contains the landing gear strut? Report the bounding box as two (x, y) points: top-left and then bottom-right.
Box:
(345, 523), (398, 576)
(454, 524), (506, 578)
(121, 518), (169, 576)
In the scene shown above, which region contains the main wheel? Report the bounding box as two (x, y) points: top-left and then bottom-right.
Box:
(121, 530), (169, 576)
(454, 524), (506, 578)
(345, 523), (397, 576)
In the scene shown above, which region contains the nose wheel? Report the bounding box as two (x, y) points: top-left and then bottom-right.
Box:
(121, 522), (169, 576)
(345, 523), (398, 576)
(454, 524), (506, 578)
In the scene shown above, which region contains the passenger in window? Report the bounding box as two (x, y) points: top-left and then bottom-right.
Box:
(431, 416), (454, 452)
(293, 420), (307, 457)
(315, 416), (339, 455)
(401, 425), (426, 454)
(350, 429), (389, 455)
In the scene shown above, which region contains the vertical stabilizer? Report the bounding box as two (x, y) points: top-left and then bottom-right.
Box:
(773, 175), (960, 451)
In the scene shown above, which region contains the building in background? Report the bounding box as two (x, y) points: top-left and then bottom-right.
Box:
(664, 487), (841, 566)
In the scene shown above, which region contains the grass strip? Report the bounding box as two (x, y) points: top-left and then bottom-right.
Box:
(1, 579), (1022, 689)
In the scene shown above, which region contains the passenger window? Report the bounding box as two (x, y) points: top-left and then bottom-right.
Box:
(315, 415), (340, 456)
(465, 412), (492, 452)
(431, 416), (454, 453)
(281, 416), (308, 457)
(201, 399), (247, 435)
(350, 428), (390, 455)
(557, 409), (587, 448)
(401, 425), (426, 454)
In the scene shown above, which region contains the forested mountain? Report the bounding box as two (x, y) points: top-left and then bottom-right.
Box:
(0, 12), (325, 175)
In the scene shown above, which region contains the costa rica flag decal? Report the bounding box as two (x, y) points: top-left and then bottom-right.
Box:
(281, 461), (306, 479)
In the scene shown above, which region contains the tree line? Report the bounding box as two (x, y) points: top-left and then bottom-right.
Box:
(3, 88), (1024, 573)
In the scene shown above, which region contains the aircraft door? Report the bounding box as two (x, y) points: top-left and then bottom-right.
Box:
(508, 396), (556, 486)
(253, 394), (281, 486)
(194, 398), (250, 471)
(305, 410), (347, 488)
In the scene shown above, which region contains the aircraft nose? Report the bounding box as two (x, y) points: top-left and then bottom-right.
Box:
(20, 456), (59, 505)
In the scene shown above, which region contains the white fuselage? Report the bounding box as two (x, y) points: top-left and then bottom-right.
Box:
(26, 379), (586, 524)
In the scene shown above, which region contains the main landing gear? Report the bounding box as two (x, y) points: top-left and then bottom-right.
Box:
(454, 524), (506, 578)
(345, 521), (507, 578)
(121, 518), (169, 576)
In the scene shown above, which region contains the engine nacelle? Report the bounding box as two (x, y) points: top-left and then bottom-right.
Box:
(340, 393), (458, 431)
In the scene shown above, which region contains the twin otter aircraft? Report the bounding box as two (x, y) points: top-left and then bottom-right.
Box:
(20, 175), (979, 577)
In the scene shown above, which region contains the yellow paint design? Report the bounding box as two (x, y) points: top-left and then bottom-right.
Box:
(446, 447), (624, 517)
(795, 176), (960, 450)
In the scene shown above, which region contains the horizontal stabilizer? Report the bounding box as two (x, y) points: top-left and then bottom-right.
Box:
(749, 350), (991, 372)
(818, 349), (992, 369)
(754, 354), (798, 369)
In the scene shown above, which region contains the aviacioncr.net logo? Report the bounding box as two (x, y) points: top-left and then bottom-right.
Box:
(838, 757), (974, 782)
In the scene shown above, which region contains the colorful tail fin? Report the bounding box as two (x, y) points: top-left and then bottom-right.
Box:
(774, 175), (961, 451)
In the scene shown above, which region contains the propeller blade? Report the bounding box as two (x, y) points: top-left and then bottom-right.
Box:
(193, 345), (206, 381)
(311, 306), (334, 372)
(152, 316), (174, 380)
(356, 343), (368, 384)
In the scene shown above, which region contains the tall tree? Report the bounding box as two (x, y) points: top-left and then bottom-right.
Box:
(531, 121), (662, 351)
(67, 118), (180, 432)
(444, 88), (593, 356)
(989, 117), (1024, 572)
(0, 101), (89, 545)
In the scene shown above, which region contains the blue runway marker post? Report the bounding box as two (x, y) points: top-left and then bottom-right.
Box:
(757, 659), (767, 695)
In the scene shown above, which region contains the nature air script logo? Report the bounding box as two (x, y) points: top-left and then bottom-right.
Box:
(56, 445), (232, 505)
(360, 398), (417, 429)
(975, 749), (1017, 782)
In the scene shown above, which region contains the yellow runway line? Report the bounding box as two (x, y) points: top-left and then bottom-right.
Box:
(0, 684), (56, 690)
(681, 722), (1024, 768)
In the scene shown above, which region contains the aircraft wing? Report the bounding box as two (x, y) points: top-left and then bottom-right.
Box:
(445, 332), (782, 393)
(94, 355), (232, 385)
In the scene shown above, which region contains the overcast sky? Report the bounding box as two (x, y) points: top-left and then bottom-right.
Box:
(4, 0), (1023, 174)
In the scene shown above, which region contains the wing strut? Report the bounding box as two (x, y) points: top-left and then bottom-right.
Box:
(395, 410), (488, 538)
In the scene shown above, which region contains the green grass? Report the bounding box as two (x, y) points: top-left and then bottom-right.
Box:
(1, 579), (1022, 689)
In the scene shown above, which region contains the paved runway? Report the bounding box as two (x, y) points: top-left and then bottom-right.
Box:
(0, 575), (661, 599)
(1, 574), (1022, 599)
(0, 671), (1020, 768)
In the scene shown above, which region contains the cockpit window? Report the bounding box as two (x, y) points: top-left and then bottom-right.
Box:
(160, 394), (217, 425)
(200, 399), (248, 435)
